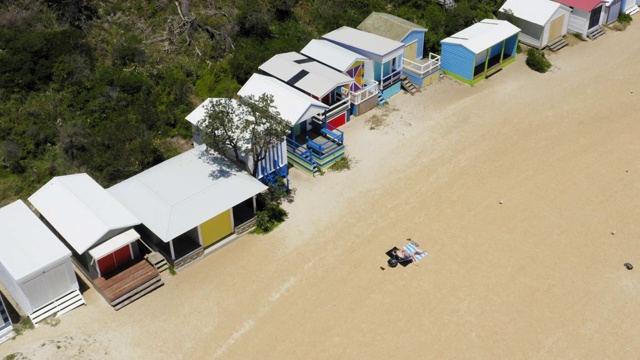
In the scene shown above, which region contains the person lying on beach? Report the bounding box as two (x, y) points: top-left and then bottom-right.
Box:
(393, 245), (427, 266)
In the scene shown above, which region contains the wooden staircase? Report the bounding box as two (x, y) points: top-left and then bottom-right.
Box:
(547, 37), (568, 52)
(587, 27), (605, 40)
(145, 251), (169, 273)
(29, 289), (85, 326)
(400, 76), (419, 95)
(93, 260), (163, 310)
(627, 6), (639, 15)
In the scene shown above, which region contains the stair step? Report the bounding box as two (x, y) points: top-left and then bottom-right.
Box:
(547, 38), (568, 52)
(628, 6), (639, 15)
(587, 27), (604, 40)
(112, 277), (164, 310)
(29, 289), (85, 326)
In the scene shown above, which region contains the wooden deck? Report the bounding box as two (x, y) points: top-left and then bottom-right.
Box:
(93, 260), (163, 308)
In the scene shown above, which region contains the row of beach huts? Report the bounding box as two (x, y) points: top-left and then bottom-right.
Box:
(0, 0), (636, 344)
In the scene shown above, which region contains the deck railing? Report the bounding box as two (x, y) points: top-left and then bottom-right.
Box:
(403, 53), (441, 77)
(380, 68), (402, 89)
(325, 97), (350, 119)
(349, 80), (379, 105)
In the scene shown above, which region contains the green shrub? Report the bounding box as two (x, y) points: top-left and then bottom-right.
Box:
(254, 181), (289, 233)
(618, 13), (632, 25)
(525, 48), (552, 73)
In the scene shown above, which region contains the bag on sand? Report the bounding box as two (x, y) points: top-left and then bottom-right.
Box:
(387, 258), (398, 268)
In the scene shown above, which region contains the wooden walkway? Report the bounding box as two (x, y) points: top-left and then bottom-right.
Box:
(93, 260), (162, 308)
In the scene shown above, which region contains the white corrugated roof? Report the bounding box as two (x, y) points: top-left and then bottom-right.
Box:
(322, 26), (405, 58)
(108, 145), (267, 243)
(500, 0), (561, 26)
(238, 74), (329, 126)
(441, 19), (520, 54)
(88, 228), (139, 261)
(259, 53), (353, 99)
(185, 98), (246, 127)
(0, 200), (71, 283)
(28, 173), (140, 255)
(301, 40), (368, 72)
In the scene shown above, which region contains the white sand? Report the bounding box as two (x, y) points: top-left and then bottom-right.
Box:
(2, 24), (640, 359)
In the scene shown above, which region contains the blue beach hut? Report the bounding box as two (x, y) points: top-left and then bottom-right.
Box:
(440, 20), (520, 85)
(357, 12), (441, 88)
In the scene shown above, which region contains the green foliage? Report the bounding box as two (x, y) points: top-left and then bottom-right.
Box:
(618, 13), (632, 25)
(329, 154), (353, 172)
(525, 48), (552, 73)
(0, 0), (510, 203)
(255, 181), (288, 233)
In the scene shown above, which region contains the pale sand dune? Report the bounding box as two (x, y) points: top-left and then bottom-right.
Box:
(3, 24), (640, 359)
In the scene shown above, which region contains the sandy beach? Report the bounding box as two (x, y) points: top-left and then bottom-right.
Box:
(2, 22), (640, 359)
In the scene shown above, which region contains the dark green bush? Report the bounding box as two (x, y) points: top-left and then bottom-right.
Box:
(618, 13), (632, 25)
(525, 48), (552, 73)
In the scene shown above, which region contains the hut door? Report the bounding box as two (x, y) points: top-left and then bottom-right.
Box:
(548, 15), (565, 42)
(405, 41), (418, 62)
(97, 245), (132, 276)
(588, 6), (603, 29)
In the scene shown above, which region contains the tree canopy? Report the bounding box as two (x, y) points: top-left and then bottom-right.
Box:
(0, 0), (506, 205)
(199, 94), (290, 177)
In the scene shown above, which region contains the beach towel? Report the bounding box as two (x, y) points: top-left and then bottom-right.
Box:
(403, 243), (427, 262)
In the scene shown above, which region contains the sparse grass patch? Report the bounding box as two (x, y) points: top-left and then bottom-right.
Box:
(329, 154), (353, 172)
(13, 317), (34, 336)
(42, 314), (60, 327)
(167, 264), (177, 276)
(3, 353), (22, 360)
(365, 114), (388, 130)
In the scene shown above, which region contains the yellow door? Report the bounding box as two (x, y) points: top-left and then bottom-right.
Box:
(548, 15), (565, 42)
(405, 41), (418, 62)
(200, 209), (233, 247)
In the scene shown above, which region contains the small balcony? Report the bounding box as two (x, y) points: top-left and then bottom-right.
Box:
(286, 123), (345, 175)
(403, 53), (441, 78)
(380, 68), (403, 90)
(349, 80), (379, 105)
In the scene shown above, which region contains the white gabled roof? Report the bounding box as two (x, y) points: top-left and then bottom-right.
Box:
(441, 19), (520, 54)
(185, 98), (245, 127)
(322, 26), (405, 58)
(0, 200), (71, 283)
(238, 74), (329, 126)
(301, 40), (368, 72)
(28, 173), (140, 255)
(88, 228), (139, 261)
(259, 52), (353, 99)
(500, 0), (562, 26)
(108, 145), (267, 243)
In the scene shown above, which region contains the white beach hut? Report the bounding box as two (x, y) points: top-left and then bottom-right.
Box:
(552, 0), (606, 39)
(0, 200), (85, 325)
(500, 0), (571, 50)
(109, 145), (268, 269)
(28, 174), (164, 309)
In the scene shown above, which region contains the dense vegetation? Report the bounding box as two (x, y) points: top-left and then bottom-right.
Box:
(0, 0), (505, 205)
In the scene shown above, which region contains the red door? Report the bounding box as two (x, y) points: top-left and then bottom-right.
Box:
(328, 112), (347, 128)
(97, 245), (132, 276)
